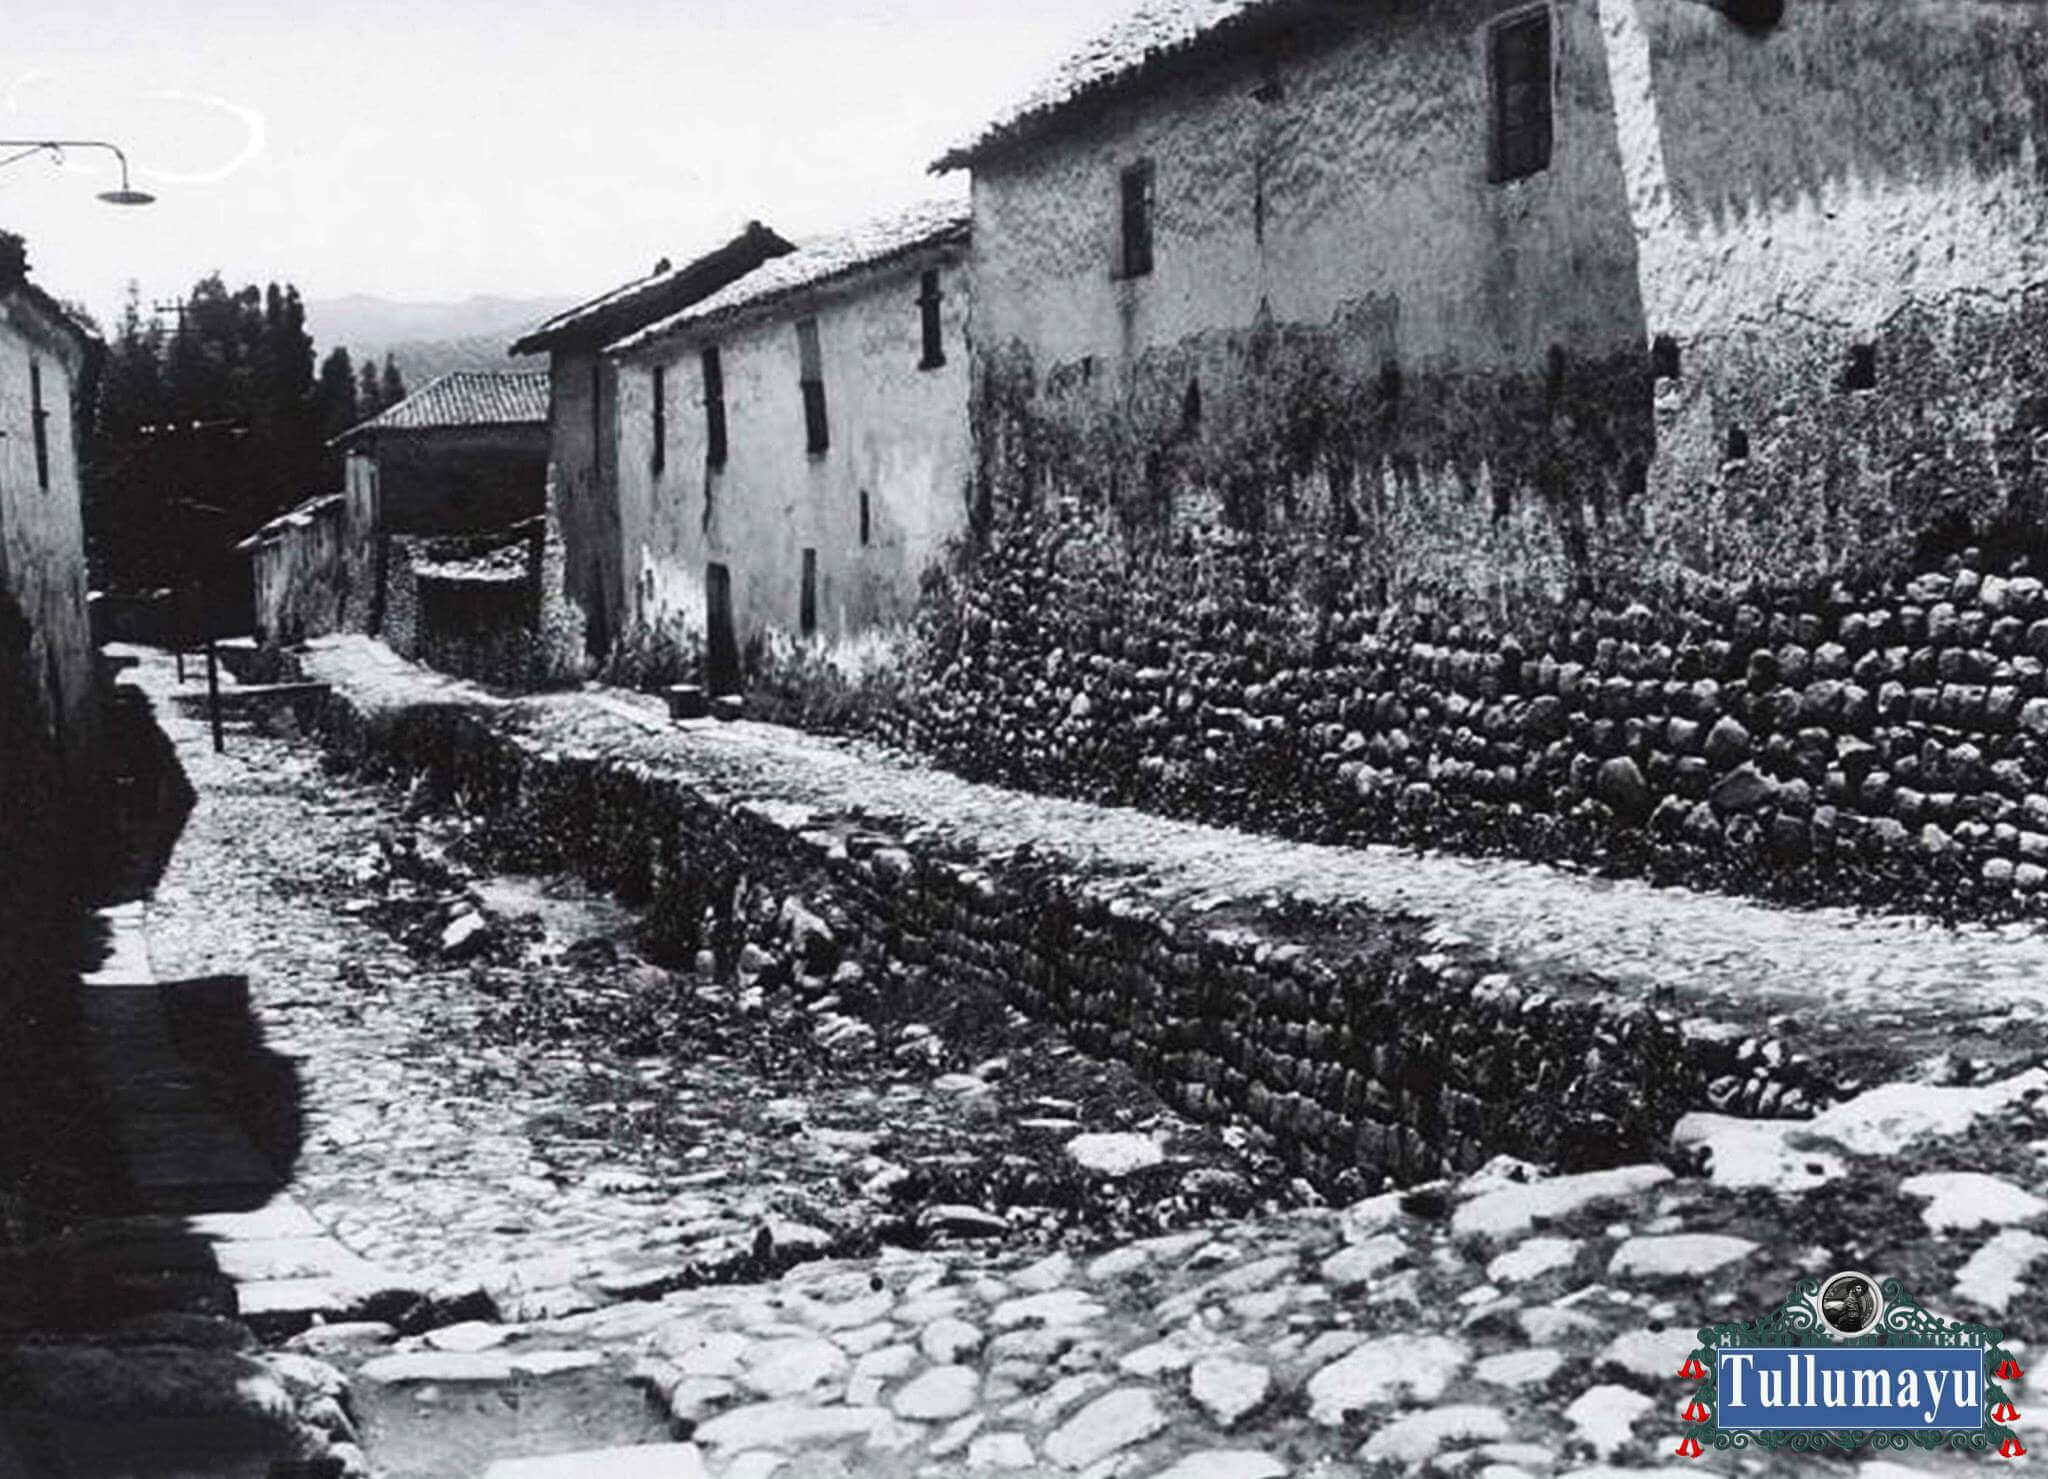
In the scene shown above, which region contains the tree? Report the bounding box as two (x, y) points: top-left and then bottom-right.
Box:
(359, 357), (384, 419)
(316, 347), (358, 437)
(379, 354), (406, 411)
(83, 270), (337, 593)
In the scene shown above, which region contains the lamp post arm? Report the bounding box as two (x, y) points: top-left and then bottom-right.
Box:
(0, 139), (142, 193)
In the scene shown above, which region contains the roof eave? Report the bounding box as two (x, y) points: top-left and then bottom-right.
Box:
(610, 223), (970, 359)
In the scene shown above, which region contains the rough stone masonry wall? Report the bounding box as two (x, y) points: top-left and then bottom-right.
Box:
(838, 491), (2048, 927)
(306, 686), (1752, 1196)
(380, 523), (545, 690)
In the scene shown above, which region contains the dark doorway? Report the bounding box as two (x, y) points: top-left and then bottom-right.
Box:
(705, 562), (740, 696)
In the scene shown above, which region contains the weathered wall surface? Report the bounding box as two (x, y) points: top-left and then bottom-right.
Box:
(340, 452), (383, 634)
(0, 298), (96, 768)
(544, 349), (622, 662)
(967, 0), (2048, 606)
(969, 0), (1651, 613)
(250, 500), (348, 646)
(1608, 0), (2048, 583)
(611, 253), (974, 663)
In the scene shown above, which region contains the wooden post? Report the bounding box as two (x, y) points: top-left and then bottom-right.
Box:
(205, 638), (224, 753)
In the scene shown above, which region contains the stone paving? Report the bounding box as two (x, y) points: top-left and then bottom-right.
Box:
(86, 642), (2048, 1477)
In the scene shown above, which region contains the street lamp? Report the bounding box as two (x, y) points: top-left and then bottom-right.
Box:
(0, 139), (155, 205)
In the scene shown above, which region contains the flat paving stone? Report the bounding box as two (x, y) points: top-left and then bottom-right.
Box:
(1306, 1334), (1467, 1424)
(355, 1351), (515, 1384)
(1608, 1234), (1757, 1280)
(1043, 1386), (1170, 1470)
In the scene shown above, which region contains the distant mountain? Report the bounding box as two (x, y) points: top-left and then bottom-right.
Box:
(304, 292), (578, 387)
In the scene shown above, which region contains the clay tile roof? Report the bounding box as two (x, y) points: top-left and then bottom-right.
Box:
(933, 0), (1313, 171)
(511, 221), (797, 356)
(339, 370), (550, 441)
(609, 199), (971, 355)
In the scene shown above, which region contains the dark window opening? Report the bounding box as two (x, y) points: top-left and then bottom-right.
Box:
(651, 364), (666, 474)
(1725, 425), (1751, 463)
(1652, 334), (1681, 381)
(1182, 377), (1202, 434)
(1489, 8), (1553, 184)
(797, 319), (829, 454)
(1119, 161), (1155, 278)
(1844, 343), (1878, 392)
(918, 270), (945, 370)
(859, 490), (871, 547)
(800, 548), (818, 637)
(705, 562), (739, 695)
(702, 346), (727, 469)
(30, 360), (49, 491)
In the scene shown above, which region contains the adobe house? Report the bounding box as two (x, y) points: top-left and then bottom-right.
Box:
(0, 239), (99, 772)
(0, 233), (105, 957)
(934, 0), (2048, 608)
(337, 369), (551, 539)
(510, 222), (796, 664)
(606, 201), (973, 693)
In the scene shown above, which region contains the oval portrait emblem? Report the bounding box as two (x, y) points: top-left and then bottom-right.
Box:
(1818, 1271), (1884, 1338)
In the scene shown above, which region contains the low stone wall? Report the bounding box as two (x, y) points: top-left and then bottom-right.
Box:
(380, 521), (545, 690)
(305, 679), (1822, 1196)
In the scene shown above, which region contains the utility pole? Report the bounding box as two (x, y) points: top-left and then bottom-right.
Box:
(150, 297), (186, 331)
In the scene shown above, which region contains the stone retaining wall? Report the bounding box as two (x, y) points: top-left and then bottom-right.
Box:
(833, 503), (2048, 925)
(379, 521), (545, 690)
(305, 682), (1823, 1196)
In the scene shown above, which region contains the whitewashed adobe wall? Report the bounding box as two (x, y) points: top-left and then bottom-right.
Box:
(1605, 0), (2048, 581)
(0, 294), (94, 763)
(613, 253), (972, 658)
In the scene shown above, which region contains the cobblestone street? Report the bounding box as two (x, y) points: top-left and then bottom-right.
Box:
(38, 644), (2048, 1478)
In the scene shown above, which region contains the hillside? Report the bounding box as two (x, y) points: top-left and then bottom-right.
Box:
(304, 293), (576, 387)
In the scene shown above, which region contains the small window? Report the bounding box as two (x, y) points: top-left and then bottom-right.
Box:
(1725, 425), (1751, 463)
(1119, 161), (1155, 278)
(651, 364), (666, 475)
(918, 270), (945, 370)
(800, 548), (818, 637)
(1489, 8), (1553, 184)
(859, 490), (871, 547)
(30, 360), (49, 491)
(1844, 344), (1877, 392)
(797, 319), (828, 454)
(702, 346), (727, 469)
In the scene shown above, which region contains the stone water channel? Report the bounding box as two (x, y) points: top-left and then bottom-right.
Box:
(53, 642), (2048, 1479)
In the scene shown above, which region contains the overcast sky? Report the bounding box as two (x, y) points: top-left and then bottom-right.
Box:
(2, 0), (1114, 332)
